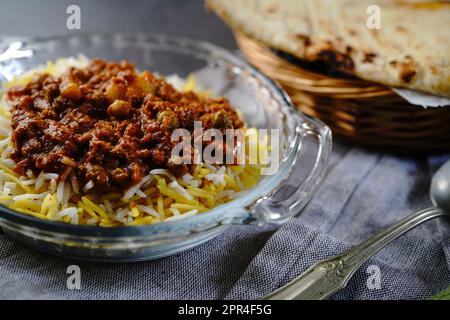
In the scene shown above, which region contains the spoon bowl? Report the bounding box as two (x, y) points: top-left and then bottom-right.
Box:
(431, 161), (450, 213)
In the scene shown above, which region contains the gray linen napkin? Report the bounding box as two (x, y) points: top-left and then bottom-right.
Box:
(0, 142), (449, 300)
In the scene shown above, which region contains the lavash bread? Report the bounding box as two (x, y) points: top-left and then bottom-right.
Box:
(206, 0), (450, 97)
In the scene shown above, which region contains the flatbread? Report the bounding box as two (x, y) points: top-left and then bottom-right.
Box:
(206, 0), (450, 97)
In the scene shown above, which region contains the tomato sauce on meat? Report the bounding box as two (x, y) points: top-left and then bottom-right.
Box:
(6, 59), (243, 193)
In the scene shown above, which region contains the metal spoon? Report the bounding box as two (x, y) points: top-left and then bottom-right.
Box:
(263, 160), (450, 300)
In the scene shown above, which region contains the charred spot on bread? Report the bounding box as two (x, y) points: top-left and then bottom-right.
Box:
(301, 41), (355, 72)
(316, 49), (354, 72)
(296, 34), (312, 47)
(363, 53), (377, 63)
(266, 3), (278, 13)
(398, 56), (417, 83)
(400, 67), (417, 83)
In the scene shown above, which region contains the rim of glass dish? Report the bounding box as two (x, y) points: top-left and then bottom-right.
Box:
(0, 32), (302, 237)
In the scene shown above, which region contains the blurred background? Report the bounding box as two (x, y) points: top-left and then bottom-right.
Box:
(0, 0), (235, 48)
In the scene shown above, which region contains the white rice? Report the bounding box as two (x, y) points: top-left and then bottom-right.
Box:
(206, 166), (226, 185)
(149, 169), (176, 181)
(168, 180), (193, 200)
(123, 174), (153, 200)
(18, 179), (36, 186)
(165, 209), (198, 221)
(35, 172), (59, 190)
(70, 173), (80, 194)
(26, 170), (33, 178)
(182, 173), (201, 187)
(61, 181), (71, 207)
(136, 204), (160, 217)
(87, 218), (97, 225)
(169, 207), (181, 216)
(82, 180), (94, 193)
(103, 200), (113, 214)
(50, 178), (57, 193)
(0, 171), (4, 190)
(165, 74), (187, 91)
(203, 162), (218, 172)
(57, 207), (79, 225)
(2, 146), (12, 158)
(56, 181), (65, 202)
(0, 137), (10, 148)
(12, 192), (49, 201)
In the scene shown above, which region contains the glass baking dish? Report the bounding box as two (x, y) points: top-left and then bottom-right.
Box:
(0, 33), (332, 262)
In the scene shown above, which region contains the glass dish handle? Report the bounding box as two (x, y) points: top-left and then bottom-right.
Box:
(249, 114), (332, 225)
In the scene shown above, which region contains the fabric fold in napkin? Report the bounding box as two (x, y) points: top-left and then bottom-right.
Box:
(0, 143), (449, 299)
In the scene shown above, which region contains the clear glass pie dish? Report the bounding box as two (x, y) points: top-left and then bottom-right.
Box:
(0, 33), (332, 262)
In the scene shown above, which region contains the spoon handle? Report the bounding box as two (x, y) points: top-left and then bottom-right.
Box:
(263, 206), (446, 300)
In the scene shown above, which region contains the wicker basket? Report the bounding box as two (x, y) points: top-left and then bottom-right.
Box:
(235, 33), (450, 152)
